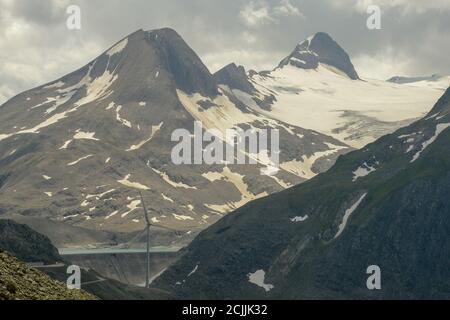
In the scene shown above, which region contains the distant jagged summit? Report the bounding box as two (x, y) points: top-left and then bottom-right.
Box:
(387, 74), (442, 84)
(213, 63), (255, 94)
(278, 32), (360, 80)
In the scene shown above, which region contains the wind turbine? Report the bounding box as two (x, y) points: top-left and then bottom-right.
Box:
(139, 191), (151, 288)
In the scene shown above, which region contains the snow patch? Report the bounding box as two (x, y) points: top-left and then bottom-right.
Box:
(86, 189), (115, 199)
(107, 38), (128, 56)
(248, 270), (274, 292)
(105, 211), (119, 220)
(152, 167), (197, 190)
(187, 264), (199, 277)
(67, 155), (93, 166)
(59, 139), (73, 150)
(151, 217), (160, 223)
(172, 214), (194, 221)
(290, 215), (308, 223)
(127, 122), (163, 151)
(281, 146), (345, 180)
(121, 200), (141, 218)
(162, 193), (174, 203)
(43, 81), (65, 89)
(73, 130), (100, 141)
(405, 145), (414, 153)
(118, 174), (150, 190)
(352, 162), (377, 181)
(203, 167), (268, 214)
(115, 105), (132, 128)
(0, 64), (118, 143)
(411, 123), (450, 162)
(334, 193), (367, 239)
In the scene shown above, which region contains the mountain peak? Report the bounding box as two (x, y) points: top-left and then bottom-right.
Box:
(68, 27), (218, 98)
(143, 28), (218, 96)
(299, 32), (333, 48)
(278, 32), (360, 80)
(213, 63), (255, 94)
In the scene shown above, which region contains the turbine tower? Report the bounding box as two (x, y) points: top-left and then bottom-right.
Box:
(139, 191), (151, 288)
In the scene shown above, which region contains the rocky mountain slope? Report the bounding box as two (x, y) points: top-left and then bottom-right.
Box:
(0, 251), (95, 300)
(151, 88), (450, 299)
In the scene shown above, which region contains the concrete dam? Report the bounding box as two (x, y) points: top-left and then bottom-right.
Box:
(60, 247), (181, 286)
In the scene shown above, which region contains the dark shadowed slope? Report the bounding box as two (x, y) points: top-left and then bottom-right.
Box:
(0, 219), (61, 264)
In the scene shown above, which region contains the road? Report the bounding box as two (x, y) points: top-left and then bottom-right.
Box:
(58, 246), (182, 256)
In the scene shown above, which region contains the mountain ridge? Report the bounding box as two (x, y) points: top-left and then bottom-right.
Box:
(0, 28), (354, 245)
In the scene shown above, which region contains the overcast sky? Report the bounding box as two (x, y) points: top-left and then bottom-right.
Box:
(1, 0), (449, 104)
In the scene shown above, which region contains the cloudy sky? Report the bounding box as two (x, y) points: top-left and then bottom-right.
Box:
(1, 0), (449, 104)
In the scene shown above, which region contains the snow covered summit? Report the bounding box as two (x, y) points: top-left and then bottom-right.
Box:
(277, 32), (360, 80)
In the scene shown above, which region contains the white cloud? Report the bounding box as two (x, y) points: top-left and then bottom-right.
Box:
(239, 1), (274, 27)
(0, 0), (104, 105)
(239, 0), (302, 27)
(202, 49), (285, 73)
(274, 0), (303, 16)
(0, 0), (448, 103)
(330, 0), (450, 14)
(0, 85), (15, 105)
(352, 49), (415, 80)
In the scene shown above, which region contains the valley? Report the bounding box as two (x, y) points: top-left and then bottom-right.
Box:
(0, 26), (449, 300)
